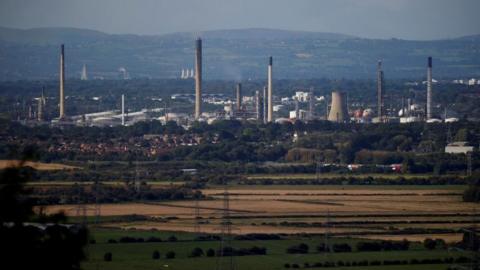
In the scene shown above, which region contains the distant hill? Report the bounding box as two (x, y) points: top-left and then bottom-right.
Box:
(0, 27), (479, 80)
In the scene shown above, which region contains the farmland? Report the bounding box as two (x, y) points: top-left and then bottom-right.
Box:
(42, 184), (476, 244)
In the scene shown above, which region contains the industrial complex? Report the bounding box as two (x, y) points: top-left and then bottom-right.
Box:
(23, 37), (462, 128)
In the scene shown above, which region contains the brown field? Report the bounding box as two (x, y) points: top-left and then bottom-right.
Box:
(0, 160), (80, 170)
(41, 185), (476, 242)
(357, 233), (464, 243)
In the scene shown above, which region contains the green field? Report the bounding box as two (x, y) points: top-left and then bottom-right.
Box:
(81, 228), (470, 270)
(246, 173), (461, 180)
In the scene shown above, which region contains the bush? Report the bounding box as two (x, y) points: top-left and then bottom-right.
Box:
(284, 263), (290, 268)
(286, 243), (309, 254)
(104, 252), (112, 262)
(166, 251), (176, 259)
(206, 248), (215, 257)
(316, 243), (330, 252)
(152, 250), (160, 260)
(146, 236), (162, 242)
(423, 238), (436, 250)
(332, 243), (352, 252)
(190, 247), (204, 257)
(168, 235), (178, 242)
(356, 241), (382, 251)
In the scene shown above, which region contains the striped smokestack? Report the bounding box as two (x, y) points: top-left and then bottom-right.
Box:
(194, 38), (202, 120)
(426, 57), (432, 120)
(267, 56), (273, 122)
(59, 44), (65, 119)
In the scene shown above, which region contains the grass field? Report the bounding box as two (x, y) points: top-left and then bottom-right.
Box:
(80, 228), (468, 270)
(246, 173), (459, 180)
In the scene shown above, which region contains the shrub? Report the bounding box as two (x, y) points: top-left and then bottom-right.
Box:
(166, 251), (176, 259)
(104, 252), (112, 262)
(356, 241), (382, 251)
(286, 243), (309, 254)
(284, 263), (290, 268)
(206, 248), (215, 257)
(168, 235), (178, 242)
(190, 247), (204, 257)
(423, 238), (436, 250)
(152, 250), (160, 260)
(146, 237), (162, 242)
(332, 243), (352, 252)
(316, 243), (330, 252)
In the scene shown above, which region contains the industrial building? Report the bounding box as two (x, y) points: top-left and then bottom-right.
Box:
(445, 142), (474, 154)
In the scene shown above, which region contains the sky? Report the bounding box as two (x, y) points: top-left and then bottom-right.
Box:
(0, 0), (479, 40)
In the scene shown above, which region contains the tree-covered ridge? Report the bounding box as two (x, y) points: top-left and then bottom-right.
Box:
(1, 27), (479, 80)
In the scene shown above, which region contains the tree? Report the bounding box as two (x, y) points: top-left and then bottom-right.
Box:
(190, 247), (204, 257)
(104, 252), (113, 262)
(286, 243), (309, 254)
(0, 159), (89, 270)
(166, 251), (176, 259)
(206, 248), (215, 257)
(423, 238), (436, 250)
(152, 250), (160, 259)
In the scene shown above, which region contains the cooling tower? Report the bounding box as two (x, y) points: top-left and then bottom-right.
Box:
(194, 38), (202, 120)
(267, 56), (273, 122)
(426, 57), (432, 120)
(236, 83), (242, 111)
(328, 91), (349, 123)
(59, 44), (65, 119)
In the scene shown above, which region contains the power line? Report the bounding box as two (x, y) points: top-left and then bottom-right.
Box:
(216, 183), (236, 270)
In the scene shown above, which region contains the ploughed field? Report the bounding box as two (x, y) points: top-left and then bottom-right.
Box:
(43, 185), (475, 243)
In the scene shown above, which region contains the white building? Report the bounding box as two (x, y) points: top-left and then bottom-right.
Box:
(289, 109), (308, 120)
(445, 141), (474, 154)
(293, 91), (311, 102)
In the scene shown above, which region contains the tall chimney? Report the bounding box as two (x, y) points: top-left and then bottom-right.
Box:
(263, 86), (268, 124)
(377, 60), (384, 120)
(308, 87), (314, 121)
(236, 83), (242, 111)
(426, 57), (433, 120)
(255, 90), (262, 121)
(294, 97), (299, 119)
(194, 38), (202, 120)
(267, 56), (273, 122)
(59, 44), (65, 119)
(121, 94), (125, 126)
(38, 87), (45, 121)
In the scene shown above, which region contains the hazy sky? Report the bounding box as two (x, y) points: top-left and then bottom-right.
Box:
(0, 0), (479, 40)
